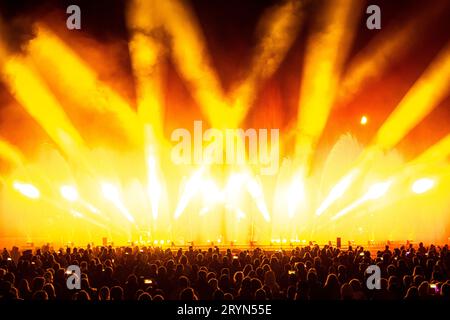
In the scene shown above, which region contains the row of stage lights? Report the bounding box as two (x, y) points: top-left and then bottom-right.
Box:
(11, 176), (437, 222)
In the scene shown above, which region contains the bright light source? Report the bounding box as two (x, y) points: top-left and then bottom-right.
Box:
(174, 167), (205, 220)
(412, 178), (435, 194)
(199, 207), (209, 216)
(246, 177), (263, 198)
(287, 173), (305, 218)
(236, 208), (246, 221)
(101, 183), (135, 223)
(226, 173), (248, 195)
(85, 202), (100, 215)
(316, 170), (358, 215)
(101, 183), (120, 201)
(332, 180), (393, 221)
(70, 209), (83, 218)
(246, 177), (271, 222)
(60, 185), (79, 202)
(201, 179), (224, 204)
(13, 182), (40, 199)
(147, 154), (162, 220)
(360, 115), (368, 125)
(364, 181), (392, 200)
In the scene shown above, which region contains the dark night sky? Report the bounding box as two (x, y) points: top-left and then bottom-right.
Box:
(0, 0), (449, 168)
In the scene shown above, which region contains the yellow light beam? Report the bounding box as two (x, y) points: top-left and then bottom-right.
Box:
(316, 168), (360, 216)
(374, 41), (450, 151)
(412, 134), (450, 165)
(173, 166), (205, 220)
(316, 41), (450, 215)
(331, 180), (392, 220)
(287, 171), (305, 218)
(230, 0), (305, 126)
(246, 177), (271, 222)
(157, 0), (230, 129)
(27, 25), (144, 146)
(295, 0), (362, 173)
(0, 138), (24, 166)
(1, 55), (90, 169)
(127, 1), (168, 222)
(146, 152), (162, 220)
(338, 2), (449, 103)
(127, 0), (167, 142)
(101, 182), (136, 223)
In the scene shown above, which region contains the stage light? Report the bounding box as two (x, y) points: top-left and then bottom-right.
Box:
(201, 179), (224, 205)
(316, 170), (358, 216)
(364, 181), (392, 200)
(411, 178), (435, 194)
(294, 0), (362, 173)
(2, 55), (90, 169)
(236, 208), (246, 221)
(13, 182), (40, 199)
(146, 154), (162, 220)
(174, 167), (205, 219)
(360, 116), (368, 125)
(70, 209), (83, 218)
(413, 134), (450, 164)
(327, 41), (450, 215)
(85, 203), (101, 215)
(229, 0), (304, 126)
(287, 173), (305, 218)
(127, 0), (166, 139)
(101, 183), (120, 201)
(246, 177), (271, 222)
(60, 185), (79, 202)
(157, 0), (230, 129)
(226, 173), (248, 193)
(28, 26), (144, 146)
(331, 180), (392, 220)
(338, 2), (446, 103)
(246, 177), (263, 198)
(101, 183), (135, 223)
(0, 138), (23, 166)
(373, 42), (450, 151)
(199, 207), (209, 216)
